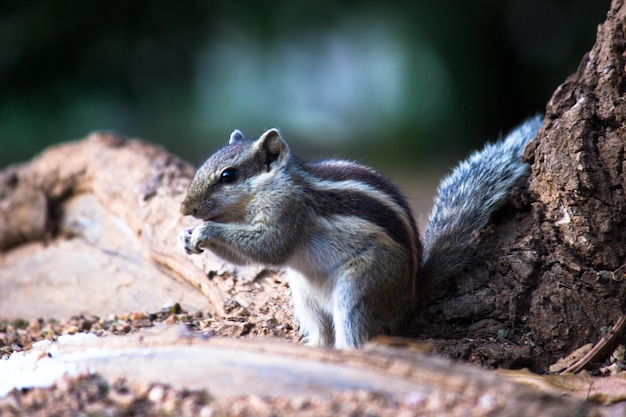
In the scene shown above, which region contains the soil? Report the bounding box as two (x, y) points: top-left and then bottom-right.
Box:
(0, 371), (463, 417)
(0, 271), (302, 417)
(5, 273), (516, 417)
(0, 268), (298, 360)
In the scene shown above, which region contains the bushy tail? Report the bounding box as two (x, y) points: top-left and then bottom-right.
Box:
(422, 115), (542, 287)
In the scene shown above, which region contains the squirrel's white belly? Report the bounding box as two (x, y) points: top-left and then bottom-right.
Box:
(286, 215), (374, 283)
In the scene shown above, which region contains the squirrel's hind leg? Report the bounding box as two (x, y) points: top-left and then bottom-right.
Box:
(332, 249), (414, 349)
(333, 295), (371, 349)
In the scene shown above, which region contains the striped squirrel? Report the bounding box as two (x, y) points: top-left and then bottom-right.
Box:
(178, 116), (542, 348)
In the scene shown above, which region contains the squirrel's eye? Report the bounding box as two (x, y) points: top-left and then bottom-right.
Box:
(219, 168), (239, 184)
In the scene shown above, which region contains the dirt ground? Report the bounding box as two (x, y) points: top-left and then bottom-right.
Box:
(0, 271), (294, 417)
(0, 271), (444, 417)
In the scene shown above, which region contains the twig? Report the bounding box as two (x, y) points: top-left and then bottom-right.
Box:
(560, 312), (626, 374)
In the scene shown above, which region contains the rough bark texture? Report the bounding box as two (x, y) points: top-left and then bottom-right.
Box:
(415, 0), (626, 371)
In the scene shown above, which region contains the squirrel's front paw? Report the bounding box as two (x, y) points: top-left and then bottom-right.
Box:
(178, 227), (204, 255)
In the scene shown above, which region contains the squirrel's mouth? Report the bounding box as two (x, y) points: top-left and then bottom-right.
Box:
(203, 216), (224, 223)
(203, 212), (235, 224)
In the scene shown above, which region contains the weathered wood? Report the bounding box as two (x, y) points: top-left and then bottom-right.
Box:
(0, 132), (226, 319)
(2, 326), (619, 416)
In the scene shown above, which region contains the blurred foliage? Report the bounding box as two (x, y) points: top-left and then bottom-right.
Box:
(0, 0), (610, 170)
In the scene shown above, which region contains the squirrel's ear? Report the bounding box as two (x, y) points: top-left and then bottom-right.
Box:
(255, 128), (289, 170)
(229, 130), (245, 144)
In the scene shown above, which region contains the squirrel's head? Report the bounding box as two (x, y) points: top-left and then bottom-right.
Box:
(180, 128), (290, 223)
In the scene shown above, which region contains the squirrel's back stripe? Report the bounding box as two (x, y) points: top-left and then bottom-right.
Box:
(293, 158), (420, 274)
(307, 187), (414, 249)
(303, 160), (416, 227)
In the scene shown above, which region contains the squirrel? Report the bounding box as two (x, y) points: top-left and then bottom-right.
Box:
(178, 116), (542, 348)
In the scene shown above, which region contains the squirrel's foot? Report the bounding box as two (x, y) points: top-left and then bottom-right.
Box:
(178, 226), (204, 255)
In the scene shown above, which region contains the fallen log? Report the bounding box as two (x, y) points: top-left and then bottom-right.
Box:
(2, 325), (622, 416)
(0, 132), (228, 319)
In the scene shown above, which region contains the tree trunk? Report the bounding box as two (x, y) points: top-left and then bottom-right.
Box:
(415, 0), (626, 371)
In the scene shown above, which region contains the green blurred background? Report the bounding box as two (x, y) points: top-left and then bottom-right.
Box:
(0, 0), (609, 173)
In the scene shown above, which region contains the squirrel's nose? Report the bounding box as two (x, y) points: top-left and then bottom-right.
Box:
(180, 200), (194, 216)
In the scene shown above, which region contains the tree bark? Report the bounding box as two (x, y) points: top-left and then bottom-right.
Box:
(415, 0), (626, 371)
